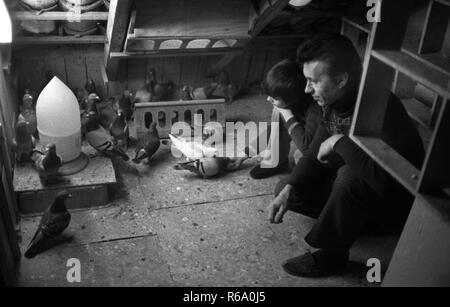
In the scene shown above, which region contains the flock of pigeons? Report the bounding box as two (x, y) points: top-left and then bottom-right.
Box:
(17, 69), (247, 258)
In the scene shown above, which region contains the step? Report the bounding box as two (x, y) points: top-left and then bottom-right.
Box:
(14, 145), (116, 214)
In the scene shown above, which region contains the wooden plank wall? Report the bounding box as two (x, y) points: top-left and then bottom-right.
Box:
(12, 37), (303, 102)
(0, 51), (21, 287)
(13, 45), (107, 100)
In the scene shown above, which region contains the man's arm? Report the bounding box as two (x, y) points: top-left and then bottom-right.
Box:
(285, 104), (321, 152)
(286, 125), (333, 187)
(333, 136), (397, 196)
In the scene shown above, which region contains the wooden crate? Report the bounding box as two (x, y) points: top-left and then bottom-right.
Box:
(134, 99), (226, 139)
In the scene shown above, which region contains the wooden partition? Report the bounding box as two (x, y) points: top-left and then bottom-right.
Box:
(0, 48), (21, 287)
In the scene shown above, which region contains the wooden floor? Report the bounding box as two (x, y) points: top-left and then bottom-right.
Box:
(16, 93), (399, 287)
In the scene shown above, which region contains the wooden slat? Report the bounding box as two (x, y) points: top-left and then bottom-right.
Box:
(249, 0), (291, 37)
(419, 0), (450, 54)
(133, 0), (250, 38)
(104, 0), (134, 80)
(401, 98), (431, 128)
(418, 100), (450, 193)
(0, 209), (16, 287)
(383, 195), (450, 286)
(13, 35), (105, 45)
(372, 50), (450, 98)
(110, 47), (244, 59)
(205, 52), (242, 78)
(11, 11), (108, 21)
(350, 136), (420, 195)
(135, 99), (225, 108)
(246, 48), (267, 86)
(371, 0), (413, 50)
(64, 48), (87, 90)
(352, 56), (394, 136)
(342, 17), (372, 34)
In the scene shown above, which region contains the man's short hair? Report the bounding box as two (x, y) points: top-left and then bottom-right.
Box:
(263, 59), (306, 106)
(296, 33), (362, 90)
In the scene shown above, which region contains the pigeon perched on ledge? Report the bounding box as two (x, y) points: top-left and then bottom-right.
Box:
(30, 143), (62, 185)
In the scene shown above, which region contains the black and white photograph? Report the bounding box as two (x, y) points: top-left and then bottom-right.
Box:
(0, 0), (449, 290)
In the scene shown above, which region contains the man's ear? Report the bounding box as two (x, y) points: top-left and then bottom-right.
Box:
(336, 73), (349, 89)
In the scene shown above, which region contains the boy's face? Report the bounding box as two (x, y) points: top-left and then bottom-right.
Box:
(303, 60), (344, 107)
(267, 96), (289, 109)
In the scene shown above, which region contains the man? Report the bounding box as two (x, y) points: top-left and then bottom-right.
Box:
(267, 33), (425, 277)
(250, 59), (321, 179)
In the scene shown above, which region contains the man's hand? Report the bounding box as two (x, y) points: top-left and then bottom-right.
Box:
(267, 184), (292, 223)
(317, 134), (345, 163)
(273, 105), (294, 122)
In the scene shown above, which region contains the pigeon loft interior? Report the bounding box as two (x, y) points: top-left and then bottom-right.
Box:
(0, 0), (450, 288)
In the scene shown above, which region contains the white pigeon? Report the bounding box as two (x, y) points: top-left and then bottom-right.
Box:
(169, 134), (219, 160)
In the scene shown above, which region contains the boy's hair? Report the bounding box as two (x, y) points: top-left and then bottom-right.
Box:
(263, 59), (305, 106)
(296, 33), (362, 90)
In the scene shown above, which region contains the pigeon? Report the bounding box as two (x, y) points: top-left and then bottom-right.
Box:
(134, 73), (153, 103)
(25, 190), (72, 258)
(97, 97), (118, 129)
(81, 109), (97, 136)
(20, 89), (37, 137)
(118, 90), (134, 120)
(174, 156), (249, 178)
(132, 122), (160, 164)
(212, 71), (239, 102)
(85, 79), (96, 95)
(85, 93), (101, 114)
(109, 110), (129, 150)
(169, 134), (219, 159)
(85, 113), (129, 161)
(191, 83), (218, 100)
(13, 118), (35, 164)
(153, 81), (175, 102)
(31, 143), (63, 184)
(180, 85), (193, 101)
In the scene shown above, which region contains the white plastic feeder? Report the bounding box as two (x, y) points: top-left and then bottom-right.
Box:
(36, 76), (81, 162)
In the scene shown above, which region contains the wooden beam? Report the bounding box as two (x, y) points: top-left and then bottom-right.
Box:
(11, 11), (108, 21)
(110, 47), (244, 59)
(13, 35), (105, 45)
(248, 0), (291, 37)
(104, 0), (134, 81)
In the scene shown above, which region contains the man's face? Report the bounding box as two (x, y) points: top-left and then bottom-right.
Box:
(303, 61), (344, 107)
(267, 96), (289, 109)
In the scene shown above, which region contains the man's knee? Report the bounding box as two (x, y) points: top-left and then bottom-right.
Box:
(330, 166), (378, 210)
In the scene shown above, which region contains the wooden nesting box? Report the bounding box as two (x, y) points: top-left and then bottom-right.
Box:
(123, 0), (251, 55)
(134, 99), (226, 139)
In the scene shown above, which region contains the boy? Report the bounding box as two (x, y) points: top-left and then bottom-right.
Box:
(250, 59), (321, 179)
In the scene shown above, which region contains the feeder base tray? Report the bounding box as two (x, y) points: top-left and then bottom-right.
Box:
(14, 145), (116, 214)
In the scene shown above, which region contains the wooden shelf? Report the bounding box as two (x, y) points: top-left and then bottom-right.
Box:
(13, 35), (105, 45)
(110, 47), (244, 59)
(11, 11), (108, 21)
(350, 136), (420, 195)
(372, 50), (450, 98)
(401, 98), (431, 128)
(402, 48), (450, 77)
(133, 0), (250, 38)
